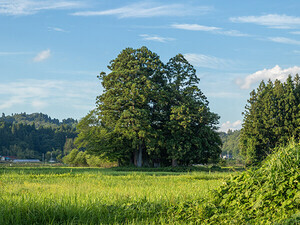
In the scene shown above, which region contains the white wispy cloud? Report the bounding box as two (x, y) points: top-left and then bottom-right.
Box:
(268, 37), (300, 45)
(230, 14), (300, 29)
(219, 30), (247, 37)
(0, 79), (99, 114)
(184, 53), (234, 70)
(72, 2), (212, 18)
(236, 65), (300, 89)
(140, 34), (175, 43)
(219, 120), (242, 132)
(33, 49), (51, 62)
(48, 27), (67, 32)
(290, 31), (300, 35)
(0, 80), (59, 110)
(0, 0), (83, 16)
(172, 24), (220, 31)
(171, 23), (247, 37)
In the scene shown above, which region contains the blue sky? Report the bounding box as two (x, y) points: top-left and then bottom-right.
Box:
(1, 0), (300, 131)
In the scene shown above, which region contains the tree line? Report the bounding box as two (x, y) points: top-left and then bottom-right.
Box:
(1, 112), (77, 128)
(0, 113), (77, 160)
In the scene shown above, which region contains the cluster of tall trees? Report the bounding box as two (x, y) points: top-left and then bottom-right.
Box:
(240, 75), (300, 164)
(0, 113), (77, 159)
(76, 47), (221, 167)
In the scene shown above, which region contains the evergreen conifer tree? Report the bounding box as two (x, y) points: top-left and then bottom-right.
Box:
(240, 76), (300, 164)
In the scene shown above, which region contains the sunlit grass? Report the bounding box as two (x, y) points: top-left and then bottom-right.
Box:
(0, 167), (231, 224)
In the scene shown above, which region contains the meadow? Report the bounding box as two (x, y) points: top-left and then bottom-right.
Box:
(2, 143), (298, 225)
(0, 166), (233, 224)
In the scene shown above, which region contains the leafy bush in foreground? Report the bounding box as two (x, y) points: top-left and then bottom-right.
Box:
(204, 142), (300, 224)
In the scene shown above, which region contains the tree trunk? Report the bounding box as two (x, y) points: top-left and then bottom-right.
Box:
(136, 143), (143, 167)
(172, 158), (178, 167)
(133, 150), (138, 166)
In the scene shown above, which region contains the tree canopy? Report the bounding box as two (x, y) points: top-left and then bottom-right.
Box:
(240, 75), (300, 165)
(76, 47), (221, 167)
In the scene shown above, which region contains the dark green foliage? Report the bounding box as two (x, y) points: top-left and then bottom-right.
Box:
(240, 75), (300, 164)
(0, 113), (77, 159)
(76, 47), (221, 167)
(204, 142), (300, 224)
(75, 110), (132, 166)
(111, 165), (241, 173)
(162, 54), (221, 166)
(97, 47), (165, 167)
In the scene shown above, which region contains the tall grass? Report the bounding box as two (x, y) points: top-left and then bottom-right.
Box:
(3, 142), (296, 225)
(0, 167), (229, 224)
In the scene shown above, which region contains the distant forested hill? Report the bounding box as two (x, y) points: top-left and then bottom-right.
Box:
(0, 112), (77, 128)
(219, 130), (241, 158)
(0, 113), (78, 160)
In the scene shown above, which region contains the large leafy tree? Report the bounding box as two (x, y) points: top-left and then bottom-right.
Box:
(97, 47), (164, 166)
(163, 54), (221, 166)
(240, 75), (300, 165)
(76, 47), (221, 167)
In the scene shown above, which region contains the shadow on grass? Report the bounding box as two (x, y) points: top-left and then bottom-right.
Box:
(0, 198), (206, 225)
(110, 165), (245, 173)
(0, 165), (245, 177)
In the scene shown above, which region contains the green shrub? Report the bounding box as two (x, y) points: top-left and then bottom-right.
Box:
(85, 154), (117, 167)
(205, 142), (300, 224)
(277, 212), (300, 225)
(62, 149), (79, 165)
(62, 150), (117, 168)
(73, 151), (88, 166)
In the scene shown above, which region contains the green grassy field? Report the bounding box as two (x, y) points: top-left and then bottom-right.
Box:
(0, 166), (233, 225)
